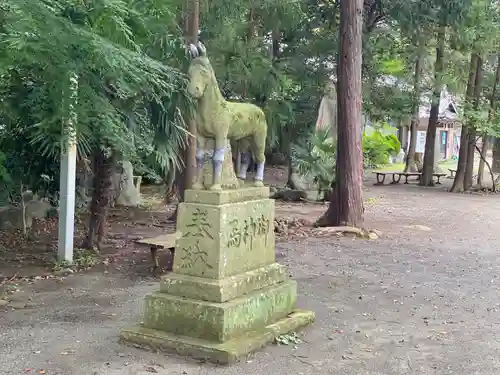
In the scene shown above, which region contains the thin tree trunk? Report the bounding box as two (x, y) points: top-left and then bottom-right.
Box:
(477, 136), (488, 186)
(451, 53), (478, 192)
(163, 167), (177, 205)
(475, 144), (496, 192)
(247, 4), (255, 41)
(286, 142), (297, 189)
(464, 56), (483, 190)
(243, 4), (256, 99)
(84, 149), (114, 251)
(317, 0), (364, 228)
(493, 138), (500, 174)
(421, 26), (445, 186)
(477, 54), (500, 187)
(20, 182), (27, 237)
(405, 33), (425, 173)
(172, 0), (199, 222)
(184, 0), (199, 191)
(272, 27), (280, 60)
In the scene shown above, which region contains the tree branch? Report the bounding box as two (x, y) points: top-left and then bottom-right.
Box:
(475, 144), (496, 192)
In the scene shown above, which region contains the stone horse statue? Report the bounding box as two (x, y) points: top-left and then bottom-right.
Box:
(187, 42), (268, 191)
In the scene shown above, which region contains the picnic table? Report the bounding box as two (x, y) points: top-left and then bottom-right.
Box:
(135, 231), (182, 272)
(373, 171), (446, 185)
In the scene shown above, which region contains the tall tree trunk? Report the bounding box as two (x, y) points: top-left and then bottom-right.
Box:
(171, 0), (199, 222)
(84, 149), (114, 251)
(464, 56), (483, 190)
(405, 33), (425, 173)
(272, 27), (280, 60)
(286, 141), (298, 189)
(493, 138), (500, 174)
(451, 53), (478, 192)
(247, 4), (256, 41)
(317, 0), (364, 228)
(243, 4), (256, 99)
(477, 54), (500, 187)
(420, 26), (445, 186)
(184, 0), (199, 190)
(477, 136), (490, 186)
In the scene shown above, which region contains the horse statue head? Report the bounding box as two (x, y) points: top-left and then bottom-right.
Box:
(187, 42), (215, 99)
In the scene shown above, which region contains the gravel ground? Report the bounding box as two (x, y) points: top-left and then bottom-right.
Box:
(1, 182), (500, 375)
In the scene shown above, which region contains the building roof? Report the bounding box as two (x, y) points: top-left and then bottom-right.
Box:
(374, 76), (460, 122)
(418, 88), (459, 121)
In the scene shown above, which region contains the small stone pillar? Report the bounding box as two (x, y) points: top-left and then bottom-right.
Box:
(121, 186), (314, 364)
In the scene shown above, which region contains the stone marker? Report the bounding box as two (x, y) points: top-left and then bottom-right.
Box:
(113, 160), (141, 207)
(120, 42), (314, 364)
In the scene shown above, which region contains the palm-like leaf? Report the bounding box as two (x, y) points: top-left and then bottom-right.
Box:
(0, 0), (189, 196)
(292, 128), (336, 199)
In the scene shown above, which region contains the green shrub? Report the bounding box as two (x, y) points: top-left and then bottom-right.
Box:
(362, 131), (401, 168)
(291, 128), (335, 200)
(291, 129), (401, 199)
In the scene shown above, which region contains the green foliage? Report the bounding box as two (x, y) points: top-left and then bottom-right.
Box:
(291, 127), (402, 196)
(291, 128), (335, 200)
(275, 332), (301, 346)
(1, 0), (499, 204)
(362, 131), (401, 169)
(0, 151), (11, 204)
(199, 0), (330, 154)
(0, 0), (189, 198)
(53, 248), (99, 271)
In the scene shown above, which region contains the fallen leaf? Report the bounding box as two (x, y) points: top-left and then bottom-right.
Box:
(144, 366), (158, 373)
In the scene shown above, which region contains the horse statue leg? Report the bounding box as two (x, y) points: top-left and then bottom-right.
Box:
(236, 138), (251, 185)
(210, 135), (227, 191)
(193, 136), (206, 190)
(252, 132), (266, 187)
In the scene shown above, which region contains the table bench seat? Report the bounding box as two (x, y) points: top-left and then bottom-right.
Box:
(135, 231), (182, 272)
(373, 171), (447, 185)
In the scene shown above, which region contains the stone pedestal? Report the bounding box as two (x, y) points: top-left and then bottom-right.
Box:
(120, 187), (314, 364)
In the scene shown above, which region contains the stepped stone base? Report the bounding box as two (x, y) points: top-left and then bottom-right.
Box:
(159, 262), (288, 303)
(120, 310), (315, 364)
(143, 280), (297, 342)
(120, 187), (314, 364)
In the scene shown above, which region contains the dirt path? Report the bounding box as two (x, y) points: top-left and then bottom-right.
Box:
(1, 183), (500, 374)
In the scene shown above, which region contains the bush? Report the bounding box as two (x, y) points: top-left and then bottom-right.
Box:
(291, 129), (401, 199)
(362, 131), (401, 168)
(291, 128), (335, 200)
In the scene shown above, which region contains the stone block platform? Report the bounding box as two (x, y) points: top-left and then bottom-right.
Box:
(120, 187), (314, 364)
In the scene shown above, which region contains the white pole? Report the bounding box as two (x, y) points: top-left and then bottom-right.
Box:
(58, 73), (78, 263)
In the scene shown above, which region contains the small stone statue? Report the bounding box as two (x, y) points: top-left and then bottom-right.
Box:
(187, 42), (268, 191)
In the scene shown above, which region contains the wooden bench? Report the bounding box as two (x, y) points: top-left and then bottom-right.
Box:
(373, 171), (398, 185)
(448, 168), (457, 178)
(135, 231), (182, 272)
(433, 173), (447, 184)
(373, 171), (447, 185)
(373, 171), (420, 185)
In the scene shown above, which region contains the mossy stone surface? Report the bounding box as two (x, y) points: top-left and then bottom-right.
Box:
(174, 190), (275, 279)
(143, 280), (297, 342)
(199, 140), (240, 190)
(160, 263), (288, 303)
(184, 186), (269, 205)
(120, 186), (314, 364)
(121, 309), (315, 365)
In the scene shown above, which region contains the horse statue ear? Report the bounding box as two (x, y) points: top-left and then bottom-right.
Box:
(197, 41), (207, 56)
(188, 43), (199, 59)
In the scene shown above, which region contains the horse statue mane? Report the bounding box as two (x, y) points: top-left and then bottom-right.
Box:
(187, 42), (268, 191)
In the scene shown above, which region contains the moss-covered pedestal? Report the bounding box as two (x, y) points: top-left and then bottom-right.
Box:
(120, 186), (314, 364)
